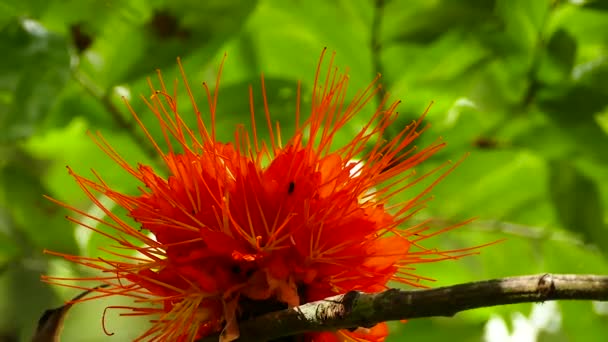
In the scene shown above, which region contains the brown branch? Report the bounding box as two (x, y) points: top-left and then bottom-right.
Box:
(199, 273), (608, 342)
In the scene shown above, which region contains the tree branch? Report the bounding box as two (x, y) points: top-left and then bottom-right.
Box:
(199, 273), (608, 342)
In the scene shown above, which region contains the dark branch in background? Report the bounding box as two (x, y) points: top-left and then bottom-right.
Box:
(198, 274), (608, 342)
(73, 70), (161, 164)
(33, 284), (110, 342)
(520, 3), (555, 109)
(370, 0), (386, 108)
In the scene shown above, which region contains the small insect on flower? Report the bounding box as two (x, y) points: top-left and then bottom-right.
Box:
(43, 49), (488, 342)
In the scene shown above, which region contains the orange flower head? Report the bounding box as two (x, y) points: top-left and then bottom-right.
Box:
(44, 50), (484, 342)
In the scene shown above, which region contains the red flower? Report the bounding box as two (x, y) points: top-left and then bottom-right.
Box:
(44, 50), (484, 341)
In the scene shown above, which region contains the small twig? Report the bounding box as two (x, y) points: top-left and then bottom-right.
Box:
(472, 219), (587, 247)
(370, 0), (386, 108)
(198, 274), (608, 342)
(422, 216), (587, 247)
(73, 70), (160, 163)
(521, 1), (560, 109)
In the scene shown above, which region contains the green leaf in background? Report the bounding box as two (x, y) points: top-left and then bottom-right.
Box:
(0, 263), (59, 342)
(537, 84), (608, 164)
(582, 0), (608, 11)
(538, 84), (607, 122)
(0, 148), (78, 254)
(560, 301), (608, 341)
(213, 77), (303, 143)
(536, 28), (577, 85)
(384, 0), (496, 44)
(0, 0), (51, 27)
(495, 0), (552, 52)
(1, 0), (608, 340)
(0, 17), (70, 142)
(0, 210), (22, 267)
(388, 318), (482, 342)
(74, 0), (258, 88)
(41, 78), (115, 132)
(549, 160), (607, 252)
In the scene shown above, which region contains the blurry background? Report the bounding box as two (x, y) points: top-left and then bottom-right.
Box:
(1, 0), (608, 341)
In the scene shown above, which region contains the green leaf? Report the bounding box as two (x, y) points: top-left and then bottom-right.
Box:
(581, 0), (608, 11)
(388, 318), (482, 342)
(557, 5), (608, 49)
(0, 18), (70, 142)
(573, 58), (608, 95)
(417, 150), (549, 222)
(0, 228), (20, 266)
(214, 77), (303, 142)
(495, 0), (552, 51)
(560, 302), (608, 341)
(537, 28), (577, 84)
(384, 0), (496, 44)
(77, 0), (258, 87)
(124, 71), (304, 151)
(42, 79), (115, 131)
(0, 148), (78, 254)
(33, 285), (109, 342)
(0, 262), (59, 341)
(548, 160), (607, 251)
(1, 1), (607, 340)
(0, 0), (51, 23)
(537, 85), (608, 164)
(536, 57), (608, 164)
(57, 290), (154, 341)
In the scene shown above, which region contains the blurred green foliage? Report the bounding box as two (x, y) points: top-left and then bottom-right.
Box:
(1, 0), (607, 341)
